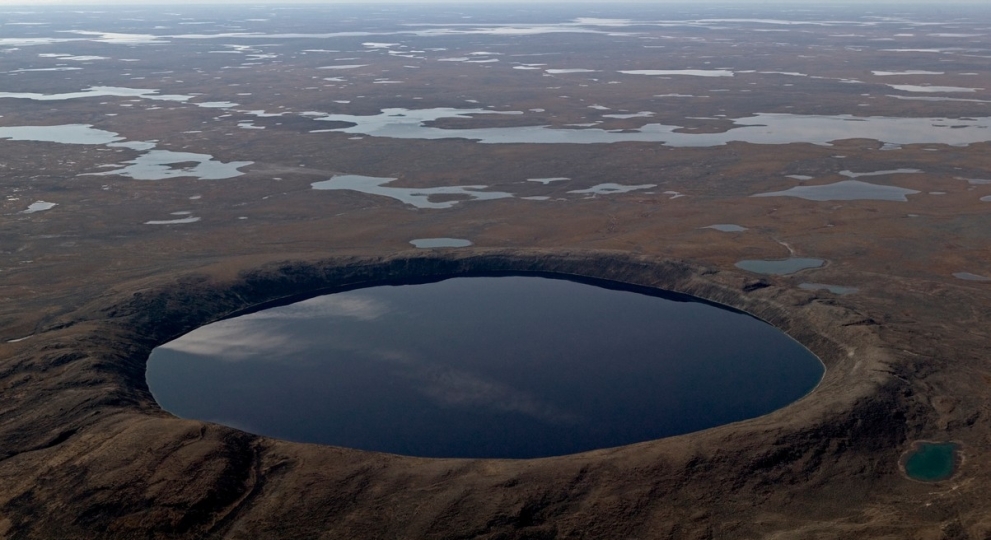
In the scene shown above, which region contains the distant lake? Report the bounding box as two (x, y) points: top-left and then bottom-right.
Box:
(147, 276), (824, 459)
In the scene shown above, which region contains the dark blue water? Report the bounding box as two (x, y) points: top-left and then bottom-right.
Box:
(146, 276), (823, 458)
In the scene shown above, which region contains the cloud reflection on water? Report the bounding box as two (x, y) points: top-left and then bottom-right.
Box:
(367, 348), (580, 426)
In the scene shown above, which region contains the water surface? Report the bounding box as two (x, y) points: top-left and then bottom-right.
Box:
(702, 224), (747, 232)
(0, 124), (123, 145)
(147, 276), (824, 459)
(309, 109), (991, 147)
(953, 272), (990, 282)
(312, 174), (512, 209)
(736, 258), (825, 275)
(89, 150), (253, 180)
(619, 69), (734, 77)
(567, 183), (655, 195)
(799, 283), (858, 295)
(0, 86), (192, 102)
(753, 180), (919, 202)
(145, 216), (201, 225)
(0, 125), (250, 180)
(902, 442), (960, 482)
(409, 238), (472, 248)
(839, 169), (921, 178)
(22, 201), (57, 214)
(527, 177), (569, 184)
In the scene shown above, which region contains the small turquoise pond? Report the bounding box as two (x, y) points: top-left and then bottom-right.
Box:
(903, 442), (960, 482)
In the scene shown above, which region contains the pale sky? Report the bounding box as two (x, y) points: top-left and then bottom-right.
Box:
(3, 0), (988, 5)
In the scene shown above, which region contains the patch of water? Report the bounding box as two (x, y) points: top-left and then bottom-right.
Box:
(147, 276), (824, 458)
(902, 442), (961, 482)
(840, 169), (922, 178)
(953, 272), (990, 281)
(39, 54), (108, 61)
(109, 140), (158, 152)
(145, 216), (201, 225)
(0, 37), (77, 47)
(9, 67), (83, 73)
(753, 180), (920, 202)
(311, 174), (513, 209)
(527, 177), (569, 184)
(0, 124), (123, 145)
(956, 177), (991, 185)
(882, 48), (965, 54)
(308, 108), (991, 147)
(66, 30), (167, 45)
(602, 111), (654, 119)
(87, 150), (253, 180)
(888, 95), (991, 103)
(318, 64), (368, 69)
(619, 69), (734, 77)
(195, 101), (238, 109)
(872, 70), (945, 76)
(567, 183), (655, 195)
(702, 224), (747, 232)
(0, 86), (192, 102)
(545, 68), (597, 74)
(887, 84), (982, 93)
(409, 238), (473, 248)
(798, 283), (858, 295)
(21, 201), (57, 213)
(735, 258), (825, 275)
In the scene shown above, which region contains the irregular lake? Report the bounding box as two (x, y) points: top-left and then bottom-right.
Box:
(902, 441), (961, 482)
(311, 174), (512, 209)
(308, 108), (991, 147)
(146, 276), (824, 459)
(752, 180), (920, 202)
(0, 124), (123, 145)
(953, 272), (990, 282)
(88, 150), (253, 181)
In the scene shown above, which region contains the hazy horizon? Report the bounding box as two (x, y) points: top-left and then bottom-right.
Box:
(3, 0), (989, 6)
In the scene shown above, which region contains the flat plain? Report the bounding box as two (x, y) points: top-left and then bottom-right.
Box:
(1, 3), (990, 538)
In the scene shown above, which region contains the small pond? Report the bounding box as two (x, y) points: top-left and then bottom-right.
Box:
(735, 258), (825, 275)
(902, 441), (961, 482)
(409, 238), (472, 248)
(953, 272), (990, 282)
(799, 283), (859, 295)
(147, 275), (824, 459)
(702, 224), (748, 232)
